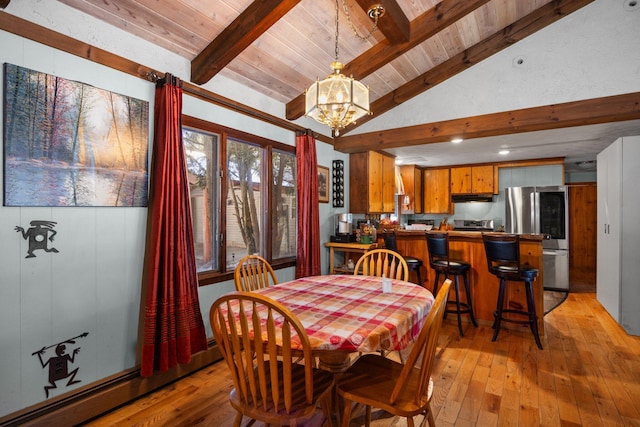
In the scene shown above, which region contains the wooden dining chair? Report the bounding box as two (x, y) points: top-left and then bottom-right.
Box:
(210, 292), (335, 427)
(234, 254), (278, 291)
(337, 279), (452, 427)
(353, 248), (409, 281)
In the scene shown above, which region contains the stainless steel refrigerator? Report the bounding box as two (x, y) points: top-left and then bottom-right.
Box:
(505, 186), (569, 290)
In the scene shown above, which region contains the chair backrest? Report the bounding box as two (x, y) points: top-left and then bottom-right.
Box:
(353, 249), (409, 281)
(425, 232), (450, 267)
(389, 279), (451, 405)
(482, 233), (521, 276)
(210, 292), (315, 415)
(382, 232), (398, 252)
(234, 255), (278, 291)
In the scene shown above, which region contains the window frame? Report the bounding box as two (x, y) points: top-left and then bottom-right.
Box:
(183, 115), (297, 286)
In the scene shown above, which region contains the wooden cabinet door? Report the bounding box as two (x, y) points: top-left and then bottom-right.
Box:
(450, 167), (471, 193)
(451, 165), (494, 194)
(423, 168), (452, 213)
(471, 165), (494, 193)
(382, 154), (395, 213)
(414, 167), (423, 214)
(367, 151), (383, 213)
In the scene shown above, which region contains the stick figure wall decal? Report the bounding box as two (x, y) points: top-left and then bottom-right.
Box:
(32, 332), (89, 398)
(15, 220), (59, 258)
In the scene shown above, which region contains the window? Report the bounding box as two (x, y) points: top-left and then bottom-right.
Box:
(272, 150), (296, 259)
(184, 128), (219, 272)
(182, 116), (296, 284)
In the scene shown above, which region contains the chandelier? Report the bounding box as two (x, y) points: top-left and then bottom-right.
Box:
(305, 1), (384, 136)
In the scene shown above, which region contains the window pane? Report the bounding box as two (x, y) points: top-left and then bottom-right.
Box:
(183, 128), (219, 272)
(226, 139), (262, 268)
(272, 150), (296, 258)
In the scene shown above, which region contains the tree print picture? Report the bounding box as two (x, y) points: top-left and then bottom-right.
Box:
(3, 63), (149, 207)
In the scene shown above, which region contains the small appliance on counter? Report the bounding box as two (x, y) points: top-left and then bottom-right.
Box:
(330, 213), (356, 243)
(452, 219), (495, 231)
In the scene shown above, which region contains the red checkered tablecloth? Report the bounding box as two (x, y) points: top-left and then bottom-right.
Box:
(255, 275), (434, 353)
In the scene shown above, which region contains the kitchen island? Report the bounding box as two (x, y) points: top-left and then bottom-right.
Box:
(391, 230), (546, 335)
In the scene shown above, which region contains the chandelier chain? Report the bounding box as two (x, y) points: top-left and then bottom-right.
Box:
(340, 0), (380, 42)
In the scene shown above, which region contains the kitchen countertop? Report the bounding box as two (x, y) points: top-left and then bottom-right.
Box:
(395, 230), (546, 241)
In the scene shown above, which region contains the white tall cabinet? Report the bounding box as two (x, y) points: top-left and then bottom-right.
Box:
(596, 136), (640, 335)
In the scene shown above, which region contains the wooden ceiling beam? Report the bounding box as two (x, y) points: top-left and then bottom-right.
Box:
(333, 92), (640, 153)
(354, 0), (410, 44)
(191, 0), (301, 85)
(286, 0), (490, 120)
(338, 0), (595, 133)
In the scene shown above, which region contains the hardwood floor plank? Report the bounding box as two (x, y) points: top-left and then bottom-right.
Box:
(85, 292), (640, 427)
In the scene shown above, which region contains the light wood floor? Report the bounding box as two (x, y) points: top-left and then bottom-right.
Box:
(85, 292), (640, 426)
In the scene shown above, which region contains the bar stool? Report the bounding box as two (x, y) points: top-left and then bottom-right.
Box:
(425, 232), (478, 336)
(482, 233), (543, 349)
(382, 232), (423, 287)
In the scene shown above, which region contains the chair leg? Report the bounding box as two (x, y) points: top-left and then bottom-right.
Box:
(415, 266), (423, 287)
(341, 399), (354, 427)
(525, 280), (543, 350)
(365, 405), (372, 427)
(454, 275), (464, 336)
(492, 279), (506, 342)
(463, 271), (478, 327)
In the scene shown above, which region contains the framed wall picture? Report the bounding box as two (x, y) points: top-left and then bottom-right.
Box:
(317, 165), (329, 203)
(3, 63), (149, 207)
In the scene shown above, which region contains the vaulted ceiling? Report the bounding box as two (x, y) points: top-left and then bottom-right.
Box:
(16, 0), (640, 169)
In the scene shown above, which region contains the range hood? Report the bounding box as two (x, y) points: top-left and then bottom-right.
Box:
(451, 194), (494, 203)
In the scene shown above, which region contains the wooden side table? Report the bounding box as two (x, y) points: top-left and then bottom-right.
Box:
(325, 242), (378, 274)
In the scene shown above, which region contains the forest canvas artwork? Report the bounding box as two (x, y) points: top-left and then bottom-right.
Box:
(3, 63), (149, 207)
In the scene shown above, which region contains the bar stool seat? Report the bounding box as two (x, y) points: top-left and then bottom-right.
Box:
(482, 233), (542, 349)
(426, 232), (478, 336)
(382, 232), (423, 287)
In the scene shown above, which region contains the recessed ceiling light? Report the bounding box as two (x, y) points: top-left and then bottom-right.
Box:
(395, 159), (403, 165)
(451, 138), (463, 143)
(499, 150), (510, 155)
(624, 0), (638, 12)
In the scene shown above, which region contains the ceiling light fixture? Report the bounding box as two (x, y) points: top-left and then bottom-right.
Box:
(499, 149), (510, 155)
(451, 138), (463, 143)
(305, 1), (383, 136)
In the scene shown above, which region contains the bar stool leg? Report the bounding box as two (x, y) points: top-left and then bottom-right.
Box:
(492, 279), (507, 342)
(432, 271), (441, 295)
(525, 280), (543, 349)
(463, 272), (478, 327)
(415, 266), (422, 288)
(453, 275), (464, 336)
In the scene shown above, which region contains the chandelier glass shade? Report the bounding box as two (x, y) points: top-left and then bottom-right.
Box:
(305, 61), (370, 136)
(305, 0), (380, 136)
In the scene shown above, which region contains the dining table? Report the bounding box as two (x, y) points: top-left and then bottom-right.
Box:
(253, 274), (435, 373)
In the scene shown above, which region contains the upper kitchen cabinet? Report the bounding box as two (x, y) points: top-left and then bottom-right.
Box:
(349, 151), (395, 214)
(423, 168), (453, 214)
(450, 165), (495, 194)
(399, 165), (422, 214)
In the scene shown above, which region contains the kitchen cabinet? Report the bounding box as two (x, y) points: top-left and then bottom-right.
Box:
(399, 165), (422, 214)
(596, 135), (640, 335)
(450, 165), (494, 194)
(349, 151), (395, 213)
(423, 168), (452, 214)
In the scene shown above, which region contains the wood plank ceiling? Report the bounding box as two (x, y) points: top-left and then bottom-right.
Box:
(52, 0), (639, 158)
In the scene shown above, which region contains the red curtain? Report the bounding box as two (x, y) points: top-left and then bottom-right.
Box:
(295, 132), (321, 278)
(140, 74), (207, 377)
